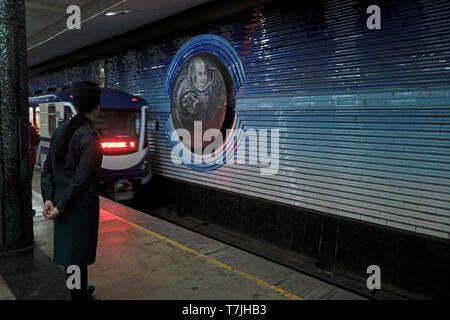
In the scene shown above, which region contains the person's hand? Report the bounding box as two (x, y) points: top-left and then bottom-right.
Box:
(182, 92), (196, 106)
(43, 200), (54, 218)
(46, 206), (61, 220)
(182, 92), (199, 113)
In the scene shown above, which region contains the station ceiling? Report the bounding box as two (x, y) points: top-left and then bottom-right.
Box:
(25, 0), (211, 68)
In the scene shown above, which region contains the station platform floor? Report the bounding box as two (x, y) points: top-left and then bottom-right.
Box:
(0, 179), (365, 300)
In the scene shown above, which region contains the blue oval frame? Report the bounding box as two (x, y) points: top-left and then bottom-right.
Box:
(165, 34), (245, 171)
(165, 34), (245, 95)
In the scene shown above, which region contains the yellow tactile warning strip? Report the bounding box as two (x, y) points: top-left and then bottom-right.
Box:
(102, 209), (304, 300)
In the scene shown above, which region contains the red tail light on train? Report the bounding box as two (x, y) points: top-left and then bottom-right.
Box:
(101, 140), (137, 155)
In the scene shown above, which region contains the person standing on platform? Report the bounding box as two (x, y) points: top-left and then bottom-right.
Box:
(28, 121), (40, 216)
(40, 81), (103, 300)
(28, 121), (40, 173)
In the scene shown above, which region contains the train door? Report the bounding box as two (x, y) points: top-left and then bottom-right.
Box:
(48, 104), (57, 136)
(38, 103), (50, 139)
(63, 105), (74, 122)
(35, 103), (57, 168)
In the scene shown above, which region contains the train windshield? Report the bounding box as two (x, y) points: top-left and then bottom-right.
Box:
(95, 109), (141, 154)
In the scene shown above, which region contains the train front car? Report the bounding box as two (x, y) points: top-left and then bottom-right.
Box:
(94, 89), (151, 201)
(30, 87), (151, 202)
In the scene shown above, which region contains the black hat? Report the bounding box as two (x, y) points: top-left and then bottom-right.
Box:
(71, 81), (101, 98)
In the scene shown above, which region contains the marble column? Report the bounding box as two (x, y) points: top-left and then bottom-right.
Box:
(0, 0), (34, 250)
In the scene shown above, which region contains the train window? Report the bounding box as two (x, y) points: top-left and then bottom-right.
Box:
(64, 106), (73, 121)
(136, 117), (141, 135)
(95, 109), (140, 141)
(35, 107), (40, 133)
(29, 107), (34, 124)
(48, 104), (56, 135)
(143, 116), (148, 148)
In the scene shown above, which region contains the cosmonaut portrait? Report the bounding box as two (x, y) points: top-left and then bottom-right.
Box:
(171, 54), (228, 152)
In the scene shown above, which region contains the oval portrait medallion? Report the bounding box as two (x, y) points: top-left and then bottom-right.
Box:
(170, 53), (234, 153)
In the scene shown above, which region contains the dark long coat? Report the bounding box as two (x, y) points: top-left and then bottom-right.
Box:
(41, 119), (103, 266)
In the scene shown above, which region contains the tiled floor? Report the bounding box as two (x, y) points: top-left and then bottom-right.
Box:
(31, 197), (364, 300)
(32, 190), (44, 217)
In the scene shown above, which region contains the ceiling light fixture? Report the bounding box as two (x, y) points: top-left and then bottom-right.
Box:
(104, 10), (130, 17)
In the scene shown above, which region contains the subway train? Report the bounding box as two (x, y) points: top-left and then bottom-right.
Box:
(29, 87), (152, 201)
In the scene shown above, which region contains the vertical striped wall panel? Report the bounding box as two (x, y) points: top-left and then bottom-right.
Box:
(146, 88), (450, 239)
(29, 0), (450, 239)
